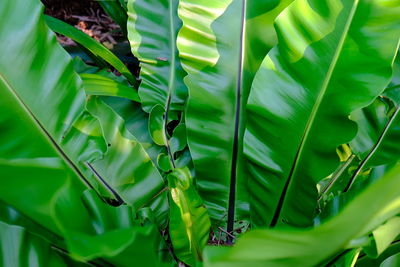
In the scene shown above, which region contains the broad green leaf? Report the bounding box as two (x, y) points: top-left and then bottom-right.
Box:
(81, 73), (140, 102)
(380, 253), (400, 267)
(100, 96), (166, 166)
(346, 99), (400, 191)
(350, 99), (392, 164)
(44, 15), (137, 86)
(363, 217), (400, 258)
(0, 0), (166, 263)
(387, 51), (400, 92)
(0, 0), (112, 200)
(357, 243), (400, 267)
(168, 168), (211, 266)
(72, 59), (170, 225)
(127, 0), (187, 113)
(149, 104), (168, 146)
(170, 123), (187, 154)
(244, 0), (400, 227)
(177, 0), (294, 230)
(86, 97), (169, 227)
(0, 221), (68, 267)
(157, 153), (173, 172)
(0, 157), (161, 265)
(127, 0), (191, 177)
(204, 165), (400, 267)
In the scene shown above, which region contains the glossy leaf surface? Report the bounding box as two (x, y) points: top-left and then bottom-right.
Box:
(204, 165), (400, 266)
(127, 0), (187, 113)
(177, 0), (294, 228)
(168, 168), (211, 266)
(81, 73), (140, 102)
(86, 97), (169, 226)
(348, 98), (400, 189)
(244, 0), (400, 227)
(45, 15), (137, 86)
(380, 253), (400, 267)
(0, 221), (68, 267)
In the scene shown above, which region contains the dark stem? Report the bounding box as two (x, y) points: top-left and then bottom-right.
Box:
(318, 154), (355, 201)
(227, 0), (247, 243)
(85, 162), (125, 205)
(0, 74), (94, 191)
(344, 107), (400, 192)
(164, 95), (176, 169)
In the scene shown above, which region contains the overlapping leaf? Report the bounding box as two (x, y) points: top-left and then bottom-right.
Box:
(204, 165), (400, 267)
(168, 168), (211, 266)
(244, 0), (400, 227)
(177, 0), (294, 231)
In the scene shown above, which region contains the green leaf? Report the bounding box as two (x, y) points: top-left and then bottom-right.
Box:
(97, 0), (128, 35)
(100, 96), (166, 167)
(329, 249), (361, 267)
(363, 217), (400, 258)
(44, 15), (137, 86)
(149, 104), (167, 146)
(345, 101), (400, 192)
(157, 153), (173, 172)
(127, 0), (189, 175)
(168, 168), (211, 266)
(0, 0), (114, 200)
(81, 73), (140, 102)
(127, 0), (187, 113)
(0, 221), (69, 266)
(170, 123), (187, 154)
(380, 253), (400, 267)
(204, 165), (400, 267)
(357, 243), (400, 266)
(177, 0), (294, 231)
(86, 97), (169, 227)
(244, 0), (400, 227)
(0, 1), (166, 263)
(350, 99), (392, 163)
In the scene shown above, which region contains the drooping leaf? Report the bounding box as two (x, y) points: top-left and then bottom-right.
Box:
(86, 96), (169, 227)
(204, 165), (400, 267)
(44, 15), (137, 86)
(244, 0), (400, 227)
(177, 0), (294, 232)
(0, 1), (166, 264)
(81, 73), (140, 102)
(168, 168), (211, 266)
(0, 0), (112, 200)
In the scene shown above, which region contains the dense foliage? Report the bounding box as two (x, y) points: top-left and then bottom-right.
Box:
(0, 0), (399, 266)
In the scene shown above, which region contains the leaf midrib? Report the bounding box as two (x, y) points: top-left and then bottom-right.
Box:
(227, 0), (247, 237)
(270, 0), (360, 226)
(0, 72), (93, 189)
(164, 1), (178, 169)
(344, 106), (400, 192)
(0, 72), (125, 205)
